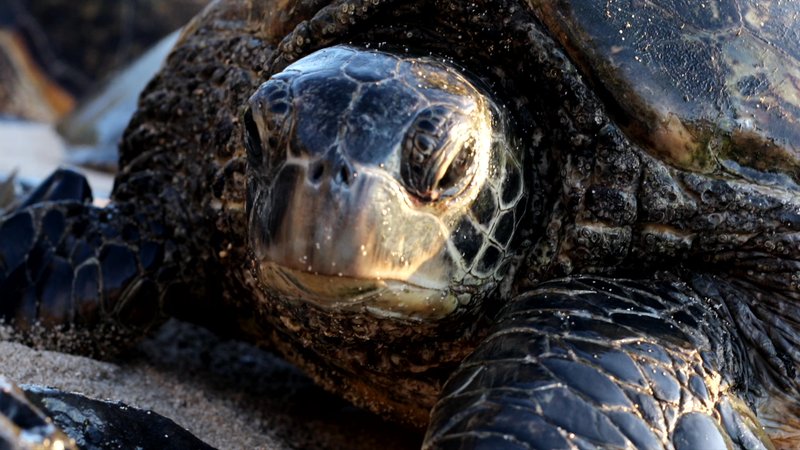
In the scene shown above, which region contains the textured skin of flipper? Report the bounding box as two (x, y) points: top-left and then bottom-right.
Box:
(424, 276), (774, 450)
(0, 375), (214, 449)
(23, 384), (216, 449)
(16, 168), (92, 211)
(0, 376), (76, 450)
(0, 170), (178, 353)
(0, 168), (87, 217)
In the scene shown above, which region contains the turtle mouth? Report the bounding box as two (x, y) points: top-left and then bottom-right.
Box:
(259, 261), (458, 320)
(249, 162), (468, 320)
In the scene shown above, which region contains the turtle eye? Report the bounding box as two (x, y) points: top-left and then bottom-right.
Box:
(402, 106), (475, 201)
(437, 138), (475, 193)
(247, 77), (295, 168)
(243, 108), (264, 164)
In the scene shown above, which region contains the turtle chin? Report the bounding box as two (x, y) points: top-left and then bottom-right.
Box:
(256, 261), (458, 320)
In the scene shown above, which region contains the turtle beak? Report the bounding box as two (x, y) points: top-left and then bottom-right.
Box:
(248, 158), (461, 320)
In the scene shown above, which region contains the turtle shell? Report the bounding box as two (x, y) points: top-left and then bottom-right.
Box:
(529, 0), (800, 184)
(245, 0), (800, 186)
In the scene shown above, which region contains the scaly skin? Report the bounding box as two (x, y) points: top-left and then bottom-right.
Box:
(0, 375), (213, 449)
(0, 0), (798, 448)
(0, 376), (76, 450)
(426, 276), (770, 449)
(0, 187), (183, 355)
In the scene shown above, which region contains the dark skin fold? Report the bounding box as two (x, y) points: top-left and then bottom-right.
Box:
(1, 0), (799, 448)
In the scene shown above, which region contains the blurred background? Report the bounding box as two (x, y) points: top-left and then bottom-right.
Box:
(0, 0), (210, 198)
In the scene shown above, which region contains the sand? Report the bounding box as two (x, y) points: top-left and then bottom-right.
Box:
(0, 320), (422, 450)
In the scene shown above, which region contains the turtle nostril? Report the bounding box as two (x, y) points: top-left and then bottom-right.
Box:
(309, 161), (325, 184)
(307, 157), (354, 186)
(336, 165), (353, 185)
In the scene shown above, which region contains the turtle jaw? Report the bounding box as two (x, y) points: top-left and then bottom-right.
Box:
(257, 261), (458, 320)
(249, 164), (470, 320)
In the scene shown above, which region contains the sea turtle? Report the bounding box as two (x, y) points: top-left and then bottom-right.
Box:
(1, 0), (799, 449)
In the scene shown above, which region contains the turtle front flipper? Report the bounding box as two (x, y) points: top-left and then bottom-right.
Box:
(0, 167), (89, 216)
(1, 375), (215, 449)
(425, 276), (773, 450)
(0, 175), (179, 353)
(15, 168), (92, 211)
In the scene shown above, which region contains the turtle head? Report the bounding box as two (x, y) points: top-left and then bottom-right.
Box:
(244, 46), (525, 320)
